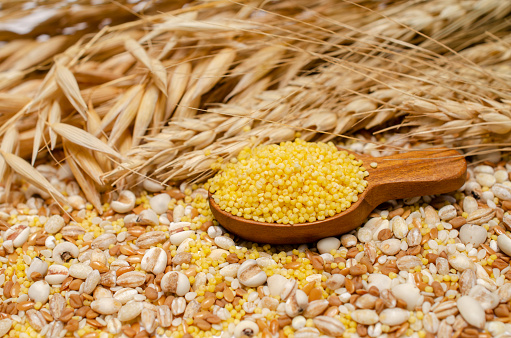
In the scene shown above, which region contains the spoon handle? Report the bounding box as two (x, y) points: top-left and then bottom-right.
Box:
(362, 148), (467, 207)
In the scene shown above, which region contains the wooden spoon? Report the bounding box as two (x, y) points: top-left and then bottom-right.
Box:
(209, 148), (466, 244)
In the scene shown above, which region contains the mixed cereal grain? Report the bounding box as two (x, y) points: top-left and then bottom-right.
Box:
(1, 141), (511, 338)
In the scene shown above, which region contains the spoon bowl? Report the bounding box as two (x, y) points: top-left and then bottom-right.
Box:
(209, 148), (466, 244)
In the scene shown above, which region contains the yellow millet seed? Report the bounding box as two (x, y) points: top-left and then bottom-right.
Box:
(208, 139), (368, 224)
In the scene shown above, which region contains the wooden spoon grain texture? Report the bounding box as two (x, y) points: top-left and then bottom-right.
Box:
(209, 148), (467, 244)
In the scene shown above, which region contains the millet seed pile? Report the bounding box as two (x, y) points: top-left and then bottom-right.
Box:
(1, 142), (511, 338)
(207, 139), (368, 224)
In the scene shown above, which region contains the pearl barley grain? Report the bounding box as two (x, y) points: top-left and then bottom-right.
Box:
(457, 296), (485, 329)
(317, 237), (341, 254)
(237, 259), (267, 287)
(28, 281), (50, 304)
(44, 215), (65, 234)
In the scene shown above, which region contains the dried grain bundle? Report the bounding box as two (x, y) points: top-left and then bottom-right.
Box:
(124, 31), (511, 183)
(0, 0), (511, 202)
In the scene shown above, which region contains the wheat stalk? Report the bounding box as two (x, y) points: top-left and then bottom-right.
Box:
(0, 0), (510, 204)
